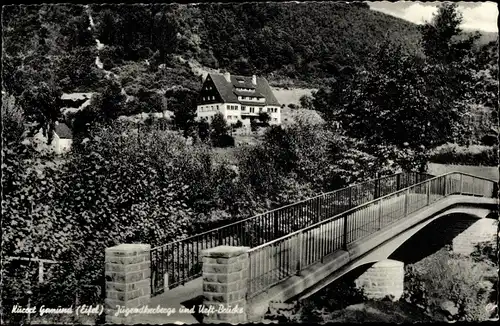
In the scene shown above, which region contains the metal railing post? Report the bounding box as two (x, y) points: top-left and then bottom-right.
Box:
(274, 211), (279, 239)
(247, 256), (252, 299)
(316, 197), (321, 223)
(296, 232), (303, 276)
(443, 175), (447, 196)
(426, 181), (431, 205)
(377, 199), (382, 230)
(459, 173), (464, 194)
(348, 187), (353, 208)
(403, 188), (409, 217)
(343, 214), (349, 250)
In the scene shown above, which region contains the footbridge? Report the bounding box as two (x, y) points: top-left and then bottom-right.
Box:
(103, 171), (498, 324)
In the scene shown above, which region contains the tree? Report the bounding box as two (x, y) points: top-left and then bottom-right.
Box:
(2, 94), (26, 145)
(258, 112), (271, 126)
(210, 112), (229, 147)
(250, 118), (258, 132)
(299, 95), (314, 110)
(234, 120), (243, 129)
(420, 3), (480, 65)
(197, 119), (210, 142)
(19, 82), (62, 142)
(99, 79), (127, 121)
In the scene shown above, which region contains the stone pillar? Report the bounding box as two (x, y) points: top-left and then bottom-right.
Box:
(452, 218), (497, 255)
(355, 259), (404, 301)
(105, 244), (151, 324)
(201, 246), (249, 324)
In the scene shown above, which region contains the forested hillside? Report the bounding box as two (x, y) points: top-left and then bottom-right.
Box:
(3, 2), (427, 95)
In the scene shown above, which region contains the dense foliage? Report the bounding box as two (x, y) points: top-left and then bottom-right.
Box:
(429, 144), (498, 166)
(2, 2), (426, 93)
(309, 3), (497, 169)
(403, 245), (497, 322)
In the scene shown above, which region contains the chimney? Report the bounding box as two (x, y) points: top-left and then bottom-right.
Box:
(252, 74), (257, 85)
(224, 72), (231, 83)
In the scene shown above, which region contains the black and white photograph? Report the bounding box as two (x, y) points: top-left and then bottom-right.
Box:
(1, 1), (498, 324)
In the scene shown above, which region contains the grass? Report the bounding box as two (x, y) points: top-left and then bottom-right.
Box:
(270, 87), (317, 107)
(429, 143), (497, 166)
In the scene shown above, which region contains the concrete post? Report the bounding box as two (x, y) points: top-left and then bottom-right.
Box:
(105, 244), (151, 324)
(355, 259), (404, 301)
(201, 246), (249, 324)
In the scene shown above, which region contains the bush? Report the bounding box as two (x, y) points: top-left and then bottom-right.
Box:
(1, 121), (207, 323)
(266, 280), (366, 323)
(233, 120), (243, 129)
(217, 134), (235, 148)
(429, 143), (497, 166)
(404, 248), (494, 321)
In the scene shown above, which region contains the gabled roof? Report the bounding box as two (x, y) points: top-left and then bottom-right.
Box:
(206, 73), (280, 106)
(54, 123), (73, 139)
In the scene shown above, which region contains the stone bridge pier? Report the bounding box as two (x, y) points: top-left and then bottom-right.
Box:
(452, 218), (498, 255)
(354, 259), (404, 301)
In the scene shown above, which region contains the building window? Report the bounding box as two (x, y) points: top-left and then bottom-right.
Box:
(216, 105), (219, 110)
(259, 108), (262, 113)
(242, 106), (246, 111)
(274, 118), (277, 121)
(250, 107), (254, 113)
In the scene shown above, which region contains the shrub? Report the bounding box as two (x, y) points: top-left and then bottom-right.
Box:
(1, 121), (205, 323)
(267, 280), (366, 323)
(217, 134), (235, 148)
(234, 120), (243, 129)
(404, 248), (493, 321)
(429, 143), (498, 166)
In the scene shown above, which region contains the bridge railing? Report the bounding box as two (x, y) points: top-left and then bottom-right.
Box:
(246, 172), (496, 299)
(150, 171), (432, 295)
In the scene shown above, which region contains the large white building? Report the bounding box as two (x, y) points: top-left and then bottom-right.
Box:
(196, 72), (281, 125)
